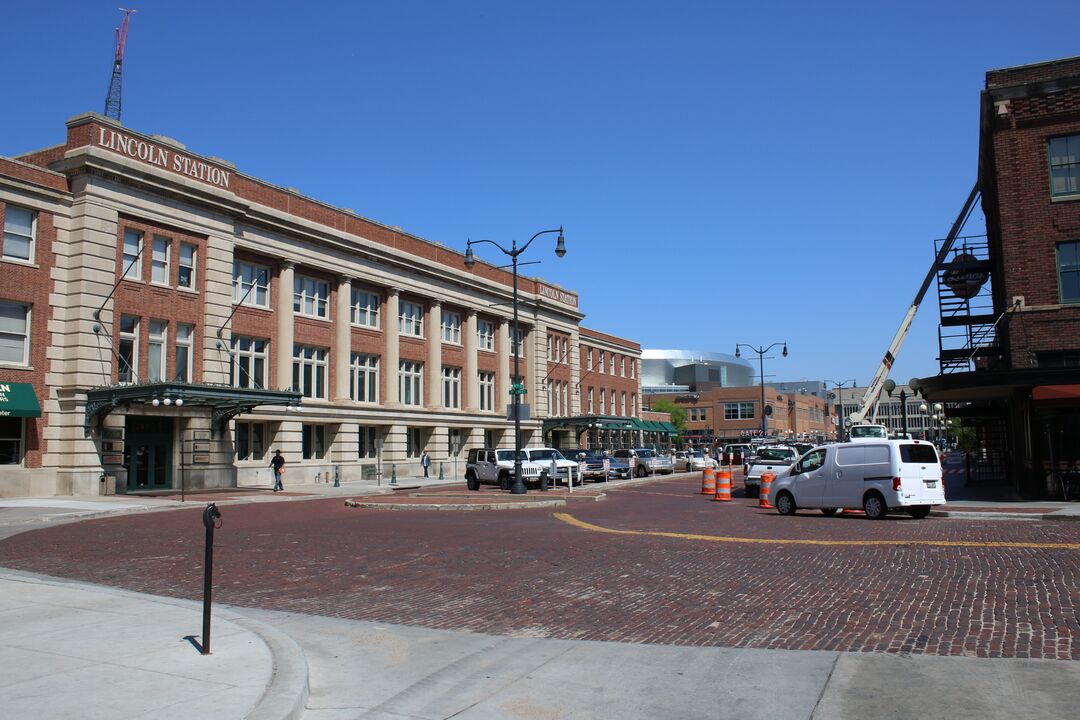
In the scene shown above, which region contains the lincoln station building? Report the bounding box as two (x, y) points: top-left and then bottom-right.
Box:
(0, 113), (664, 497)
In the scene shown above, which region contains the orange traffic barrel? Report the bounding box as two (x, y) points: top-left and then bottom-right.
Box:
(714, 469), (732, 502)
(759, 471), (775, 508)
(701, 466), (716, 495)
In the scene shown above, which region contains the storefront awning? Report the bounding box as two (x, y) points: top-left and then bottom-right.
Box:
(84, 381), (301, 436)
(0, 383), (42, 417)
(658, 421), (678, 435)
(1033, 384), (1080, 402)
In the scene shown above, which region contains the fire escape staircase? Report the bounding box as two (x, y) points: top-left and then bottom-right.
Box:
(936, 236), (1003, 374)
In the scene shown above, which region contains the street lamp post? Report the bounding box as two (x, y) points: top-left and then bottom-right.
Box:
(735, 342), (788, 438)
(882, 379), (911, 437)
(827, 378), (857, 442)
(465, 227), (565, 495)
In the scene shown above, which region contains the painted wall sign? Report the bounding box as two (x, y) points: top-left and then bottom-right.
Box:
(97, 127), (232, 189)
(536, 283), (578, 307)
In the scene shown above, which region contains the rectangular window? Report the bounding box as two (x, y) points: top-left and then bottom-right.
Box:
(479, 372), (495, 411)
(630, 359), (635, 379)
(587, 387), (594, 414)
(441, 311), (462, 344)
(350, 289), (380, 328)
(233, 260), (270, 308)
(1036, 349), (1080, 368)
(477, 319), (495, 351)
(293, 275), (330, 318)
(2, 205), (35, 262)
(610, 354), (616, 374)
(358, 426), (378, 459)
(302, 424), (326, 460)
(399, 301), (424, 337)
(599, 389), (607, 414)
(511, 328), (524, 355)
(587, 348), (593, 371)
(350, 353), (379, 403)
(621, 357), (626, 377)
(724, 403), (754, 420)
(0, 417), (23, 465)
(122, 229), (143, 280)
(1057, 241), (1080, 303)
(0, 301), (30, 365)
(235, 421), (265, 461)
(175, 323), (193, 382)
(292, 344), (328, 399)
(598, 351), (605, 374)
(631, 393), (636, 416)
(406, 427), (423, 458)
(546, 334), (552, 361)
(610, 391), (616, 416)
(147, 320), (167, 382)
(118, 314), (138, 382)
(442, 367), (461, 408)
(562, 338), (568, 364)
(230, 336), (267, 389)
(151, 236), (170, 285)
(1049, 134), (1080, 198)
(178, 243), (196, 289)
(399, 360), (423, 406)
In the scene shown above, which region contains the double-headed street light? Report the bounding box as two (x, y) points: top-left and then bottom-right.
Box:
(464, 227), (565, 495)
(735, 342), (788, 438)
(827, 378), (857, 441)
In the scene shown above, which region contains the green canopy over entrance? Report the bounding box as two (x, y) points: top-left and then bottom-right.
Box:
(0, 383), (41, 417)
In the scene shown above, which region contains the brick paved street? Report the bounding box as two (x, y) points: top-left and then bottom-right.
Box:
(0, 475), (1077, 661)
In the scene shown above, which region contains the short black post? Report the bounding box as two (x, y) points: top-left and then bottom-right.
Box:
(201, 503), (221, 655)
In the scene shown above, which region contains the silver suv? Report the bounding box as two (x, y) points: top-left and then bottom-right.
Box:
(613, 448), (674, 477)
(465, 448), (544, 491)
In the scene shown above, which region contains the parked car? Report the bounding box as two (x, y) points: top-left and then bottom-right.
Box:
(564, 448), (610, 482)
(792, 442), (815, 457)
(675, 451), (713, 472)
(607, 455), (632, 479)
(523, 447), (582, 486)
(744, 445), (799, 497)
(769, 440), (944, 519)
(722, 443), (753, 466)
(465, 448), (545, 491)
(613, 448), (674, 477)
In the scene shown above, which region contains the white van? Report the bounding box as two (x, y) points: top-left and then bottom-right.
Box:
(768, 440), (944, 519)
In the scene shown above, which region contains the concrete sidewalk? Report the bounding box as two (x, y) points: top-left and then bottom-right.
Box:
(0, 569), (307, 720)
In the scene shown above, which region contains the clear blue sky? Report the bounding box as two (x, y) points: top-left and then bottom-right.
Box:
(3, 1), (1076, 386)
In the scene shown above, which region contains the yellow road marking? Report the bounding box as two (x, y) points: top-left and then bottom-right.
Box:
(552, 513), (1080, 549)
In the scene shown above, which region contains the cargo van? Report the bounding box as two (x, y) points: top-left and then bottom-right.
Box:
(767, 440), (944, 519)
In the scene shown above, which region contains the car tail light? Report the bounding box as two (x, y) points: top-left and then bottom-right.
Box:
(892, 476), (902, 491)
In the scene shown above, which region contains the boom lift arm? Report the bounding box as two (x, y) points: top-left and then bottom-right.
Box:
(848, 182), (981, 425)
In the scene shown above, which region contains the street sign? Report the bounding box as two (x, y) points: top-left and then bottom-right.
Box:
(506, 403), (531, 421)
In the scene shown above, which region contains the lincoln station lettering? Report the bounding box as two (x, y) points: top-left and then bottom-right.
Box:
(537, 283), (578, 307)
(98, 128), (231, 189)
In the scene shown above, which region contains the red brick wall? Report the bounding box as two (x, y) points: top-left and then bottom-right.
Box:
(0, 202), (56, 468)
(984, 79), (1080, 367)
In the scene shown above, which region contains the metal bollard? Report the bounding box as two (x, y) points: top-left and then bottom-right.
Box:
(333, 465), (340, 488)
(390, 464), (397, 485)
(201, 503), (221, 655)
(438, 462), (444, 481)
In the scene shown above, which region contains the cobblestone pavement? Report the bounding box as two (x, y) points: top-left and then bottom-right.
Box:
(0, 475), (1077, 661)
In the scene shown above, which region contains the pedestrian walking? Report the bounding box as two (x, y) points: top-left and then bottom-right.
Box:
(269, 449), (285, 492)
(421, 451), (430, 478)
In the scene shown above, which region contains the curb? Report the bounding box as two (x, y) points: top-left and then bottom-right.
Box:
(344, 498), (568, 511)
(230, 613), (310, 720)
(930, 509), (1080, 522)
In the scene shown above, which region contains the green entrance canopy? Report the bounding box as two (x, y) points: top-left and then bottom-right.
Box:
(658, 421), (678, 435)
(0, 383), (41, 417)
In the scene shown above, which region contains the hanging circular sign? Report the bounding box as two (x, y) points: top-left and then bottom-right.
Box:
(943, 253), (989, 299)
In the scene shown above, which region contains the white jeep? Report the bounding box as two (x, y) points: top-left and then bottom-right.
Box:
(465, 448), (545, 491)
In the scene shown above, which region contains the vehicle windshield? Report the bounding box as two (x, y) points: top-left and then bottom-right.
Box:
(495, 450), (528, 462)
(528, 449), (566, 461)
(756, 448), (797, 462)
(636, 449), (655, 458)
(689, 452), (704, 459)
(850, 425), (888, 439)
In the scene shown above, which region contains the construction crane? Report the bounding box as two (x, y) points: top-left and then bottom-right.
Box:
(846, 182), (982, 432)
(104, 8), (136, 122)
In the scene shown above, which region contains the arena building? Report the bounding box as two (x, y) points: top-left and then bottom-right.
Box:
(641, 349), (754, 393)
(0, 113), (650, 497)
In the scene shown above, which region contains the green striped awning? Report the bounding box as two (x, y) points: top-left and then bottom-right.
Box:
(0, 383), (41, 417)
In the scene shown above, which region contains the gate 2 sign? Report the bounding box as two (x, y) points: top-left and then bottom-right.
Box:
(943, 253), (989, 299)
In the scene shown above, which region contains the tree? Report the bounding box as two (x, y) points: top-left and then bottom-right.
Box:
(650, 398), (687, 435)
(949, 418), (978, 452)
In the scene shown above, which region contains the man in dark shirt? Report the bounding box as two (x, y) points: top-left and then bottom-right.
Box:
(269, 450), (285, 492)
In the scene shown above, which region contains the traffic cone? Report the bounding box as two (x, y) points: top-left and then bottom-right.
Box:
(714, 469), (732, 502)
(759, 471), (775, 508)
(701, 466), (716, 495)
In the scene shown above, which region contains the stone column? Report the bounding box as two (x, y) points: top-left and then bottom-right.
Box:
(384, 287), (400, 408)
(496, 318), (510, 416)
(428, 299), (442, 409)
(464, 310), (478, 412)
(275, 260), (295, 391)
(333, 276), (352, 401)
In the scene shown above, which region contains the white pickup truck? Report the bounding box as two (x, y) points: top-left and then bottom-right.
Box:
(745, 445), (799, 497)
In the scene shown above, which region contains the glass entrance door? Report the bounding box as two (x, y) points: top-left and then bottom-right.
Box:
(125, 416), (173, 490)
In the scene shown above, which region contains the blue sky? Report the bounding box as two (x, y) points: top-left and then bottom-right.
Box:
(3, 1), (1076, 386)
